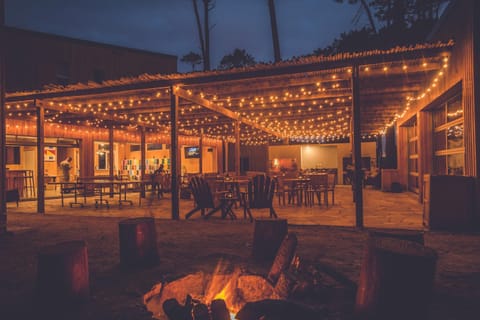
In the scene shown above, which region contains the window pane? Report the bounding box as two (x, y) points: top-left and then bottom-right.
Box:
(447, 123), (463, 149)
(447, 153), (464, 176)
(447, 95), (462, 122)
(434, 130), (446, 151)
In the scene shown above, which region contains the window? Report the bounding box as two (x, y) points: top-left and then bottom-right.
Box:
(95, 142), (110, 170)
(432, 94), (464, 175)
(6, 146), (20, 164)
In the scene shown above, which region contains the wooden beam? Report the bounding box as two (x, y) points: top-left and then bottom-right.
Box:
(174, 86), (283, 139)
(0, 0), (7, 233)
(351, 65), (363, 229)
(199, 128), (204, 174)
(108, 125), (114, 197)
(170, 88), (180, 220)
(174, 86), (238, 119)
(140, 127), (146, 198)
(36, 101), (45, 214)
(235, 120), (240, 176)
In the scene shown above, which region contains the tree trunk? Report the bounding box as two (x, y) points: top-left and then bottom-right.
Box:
(252, 218), (288, 262)
(119, 217), (158, 268)
(36, 240), (90, 306)
(268, 0), (281, 62)
(355, 237), (437, 320)
(192, 0), (206, 70)
(202, 0), (211, 70)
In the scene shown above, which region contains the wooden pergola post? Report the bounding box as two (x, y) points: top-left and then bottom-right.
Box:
(36, 100), (45, 214)
(235, 120), (240, 176)
(108, 125), (114, 197)
(199, 128), (204, 174)
(0, 0), (7, 232)
(351, 64), (364, 229)
(140, 127), (146, 198)
(223, 139), (229, 174)
(170, 87), (180, 220)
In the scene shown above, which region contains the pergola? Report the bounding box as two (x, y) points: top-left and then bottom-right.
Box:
(2, 41), (452, 227)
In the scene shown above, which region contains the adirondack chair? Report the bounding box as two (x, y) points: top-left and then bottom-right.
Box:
(185, 176), (223, 219)
(244, 175), (277, 222)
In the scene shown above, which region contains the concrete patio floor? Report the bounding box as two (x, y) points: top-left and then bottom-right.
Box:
(8, 185), (423, 230)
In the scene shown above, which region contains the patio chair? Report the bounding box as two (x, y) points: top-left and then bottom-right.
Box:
(306, 174), (328, 206)
(244, 175), (277, 222)
(326, 173), (336, 206)
(185, 176), (223, 219)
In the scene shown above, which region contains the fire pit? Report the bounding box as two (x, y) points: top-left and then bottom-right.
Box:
(143, 260), (283, 319)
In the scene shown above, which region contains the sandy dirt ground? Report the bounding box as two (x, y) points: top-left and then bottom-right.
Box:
(1, 212), (479, 319)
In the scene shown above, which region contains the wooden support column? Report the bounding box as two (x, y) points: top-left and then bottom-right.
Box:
(235, 120), (241, 176)
(36, 101), (45, 214)
(223, 139), (229, 174)
(199, 128), (204, 174)
(351, 65), (363, 229)
(140, 127), (146, 198)
(0, 0), (7, 232)
(108, 125), (114, 197)
(170, 87), (180, 220)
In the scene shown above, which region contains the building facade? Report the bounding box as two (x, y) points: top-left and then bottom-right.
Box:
(5, 27), (177, 92)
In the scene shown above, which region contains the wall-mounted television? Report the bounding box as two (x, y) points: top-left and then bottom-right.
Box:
(185, 146), (200, 158)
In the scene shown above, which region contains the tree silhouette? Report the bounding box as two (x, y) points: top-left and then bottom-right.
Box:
(218, 49), (256, 70)
(334, 0), (377, 33)
(180, 51), (203, 71)
(320, 0), (449, 55)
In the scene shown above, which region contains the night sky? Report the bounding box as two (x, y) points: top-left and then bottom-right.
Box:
(5, 0), (367, 72)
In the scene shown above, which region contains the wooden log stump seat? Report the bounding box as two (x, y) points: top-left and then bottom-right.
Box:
(36, 240), (89, 306)
(368, 229), (424, 244)
(252, 218), (288, 263)
(119, 217), (158, 268)
(355, 237), (437, 320)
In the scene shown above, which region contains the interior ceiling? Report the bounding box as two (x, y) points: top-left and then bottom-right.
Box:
(4, 44), (451, 145)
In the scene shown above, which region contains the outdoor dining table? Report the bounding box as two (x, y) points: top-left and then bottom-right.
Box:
(48, 181), (86, 207)
(282, 177), (311, 206)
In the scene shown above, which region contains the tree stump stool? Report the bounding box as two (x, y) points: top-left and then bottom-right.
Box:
(252, 218), (288, 262)
(119, 217), (158, 268)
(355, 237), (437, 320)
(368, 229), (424, 244)
(36, 240), (89, 306)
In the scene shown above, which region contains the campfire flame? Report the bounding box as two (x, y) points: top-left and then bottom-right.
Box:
(204, 259), (242, 317)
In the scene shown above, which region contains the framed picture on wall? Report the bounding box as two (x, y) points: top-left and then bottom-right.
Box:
(147, 143), (163, 150)
(44, 147), (56, 162)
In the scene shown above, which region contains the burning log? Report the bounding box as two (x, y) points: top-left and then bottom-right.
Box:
(267, 233), (297, 285)
(252, 218), (288, 262)
(355, 237), (437, 320)
(163, 298), (192, 320)
(192, 303), (210, 320)
(210, 299), (230, 320)
(118, 217), (158, 268)
(36, 240), (89, 306)
(273, 271), (297, 299)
